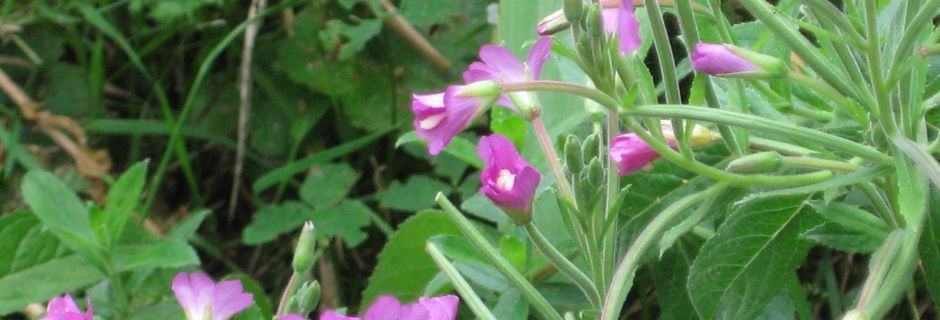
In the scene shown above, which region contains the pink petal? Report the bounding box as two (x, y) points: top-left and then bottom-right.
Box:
(691, 43), (760, 75)
(478, 45), (526, 82)
(321, 310), (360, 320)
(211, 280), (253, 320)
(609, 133), (661, 175)
(525, 37), (553, 80)
(617, 0), (641, 53)
(363, 296), (402, 320)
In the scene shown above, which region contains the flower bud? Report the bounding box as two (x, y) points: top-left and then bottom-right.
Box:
(660, 120), (717, 147)
(585, 5), (605, 40)
(538, 10), (571, 35)
(292, 221), (316, 273)
(582, 132), (600, 161)
(586, 158), (605, 187)
(478, 134), (541, 225)
(564, 0), (585, 25)
(564, 135), (584, 173)
(299, 281), (321, 312)
(725, 151), (783, 174)
(691, 43), (787, 79)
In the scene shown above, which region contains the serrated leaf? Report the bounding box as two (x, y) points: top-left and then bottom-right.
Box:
(688, 194), (819, 320)
(802, 223), (882, 253)
(22, 170), (102, 256)
(300, 163), (358, 208)
(169, 209), (211, 241)
(242, 202), (311, 245)
(361, 211), (460, 306)
(807, 201), (890, 239)
(310, 200), (373, 247)
(0, 213), (104, 315)
(377, 175), (451, 212)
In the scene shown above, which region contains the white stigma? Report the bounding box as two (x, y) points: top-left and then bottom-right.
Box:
(496, 169), (516, 191)
(419, 113), (446, 130)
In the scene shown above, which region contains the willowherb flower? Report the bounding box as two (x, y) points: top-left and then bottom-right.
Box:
(320, 295), (459, 320)
(463, 36), (552, 114)
(610, 122), (715, 175)
(43, 293), (93, 320)
(172, 272), (254, 320)
(478, 134), (541, 224)
(411, 37), (552, 155)
(691, 43), (786, 79)
(601, 0), (642, 54)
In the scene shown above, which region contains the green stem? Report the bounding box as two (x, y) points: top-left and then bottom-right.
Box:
(644, 0), (681, 104)
(736, 0), (860, 101)
(789, 72), (867, 120)
(524, 223), (601, 306)
(276, 272), (300, 316)
(533, 116), (577, 207)
(505, 81), (892, 164)
(863, 0), (899, 137)
(436, 194), (563, 320)
(781, 156), (864, 172)
(426, 242), (498, 320)
(600, 183), (728, 320)
(885, 0), (940, 83)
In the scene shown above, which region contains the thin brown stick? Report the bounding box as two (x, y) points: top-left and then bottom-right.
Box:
(228, 0), (268, 222)
(377, 0), (452, 72)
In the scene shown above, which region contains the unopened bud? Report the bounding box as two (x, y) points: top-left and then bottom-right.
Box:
(538, 10), (571, 35)
(564, 0), (585, 25)
(564, 135), (583, 173)
(586, 158), (604, 187)
(691, 43), (787, 79)
(292, 221), (317, 273)
(726, 152), (783, 174)
(300, 281), (321, 312)
(582, 132), (600, 161)
(584, 5), (605, 40)
(660, 120), (717, 147)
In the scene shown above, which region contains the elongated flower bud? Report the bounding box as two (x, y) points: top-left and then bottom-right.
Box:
(726, 151), (783, 173)
(292, 221), (317, 273)
(691, 43), (786, 79)
(564, 135), (584, 173)
(538, 10), (571, 35)
(478, 134), (541, 225)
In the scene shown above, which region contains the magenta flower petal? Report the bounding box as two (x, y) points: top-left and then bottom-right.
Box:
(276, 315), (307, 320)
(411, 87), (486, 155)
(478, 134), (541, 223)
(525, 37), (553, 80)
(478, 45), (526, 82)
(321, 310), (359, 320)
(691, 43), (760, 75)
(362, 296), (402, 320)
(172, 272), (253, 320)
(44, 294), (93, 320)
(601, 0), (642, 54)
(400, 295), (460, 320)
(609, 133), (661, 176)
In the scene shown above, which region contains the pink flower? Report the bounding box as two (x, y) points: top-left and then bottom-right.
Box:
(609, 133), (663, 176)
(43, 294), (93, 320)
(478, 134), (541, 224)
(172, 272), (254, 320)
(691, 43), (760, 76)
(412, 37), (552, 155)
(320, 295), (459, 320)
(276, 315), (306, 320)
(601, 0), (642, 54)
(462, 36), (553, 110)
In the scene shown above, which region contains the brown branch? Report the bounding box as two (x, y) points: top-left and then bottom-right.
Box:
(378, 0), (452, 72)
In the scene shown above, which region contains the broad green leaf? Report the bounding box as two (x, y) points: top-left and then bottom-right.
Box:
(0, 213), (104, 315)
(802, 223), (882, 253)
(22, 170), (102, 255)
(398, 0), (465, 26)
(919, 192), (940, 305)
(310, 200), (374, 247)
(113, 239), (200, 272)
(169, 209), (211, 241)
(105, 161), (148, 244)
(300, 163), (359, 208)
(499, 235), (527, 271)
(492, 289), (529, 320)
(319, 19), (383, 60)
(652, 238), (701, 320)
(376, 175), (451, 212)
(688, 194), (818, 320)
(361, 211), (460, 306)
(242, 202), (311, 245)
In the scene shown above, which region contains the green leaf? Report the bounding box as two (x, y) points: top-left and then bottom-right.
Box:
(242, 202), (311, 245)
(169, 209), (211, 241)
(652, 238), (701, 320)
(688, 194), (819, 320)
(0, 213), (105, 315)
(44, 63), (92, 116)
(807, 201), (890, 239)
(113, 239), (200, 272)
(300, 163), (359, 208)
(919, 192), (940, 305)
(398, 0), (465, 26)
(22, 170), (102, 255)
(361, 210), (460, 306)
(802, 223), (882, 253)
(377, 175), (451, 212)
(395, 132), (483, 169)
(310, 200), (374, 247)
(319, 19), (383, 60)
(105, 161), (148, 244)
(499, 235), (527, 271)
